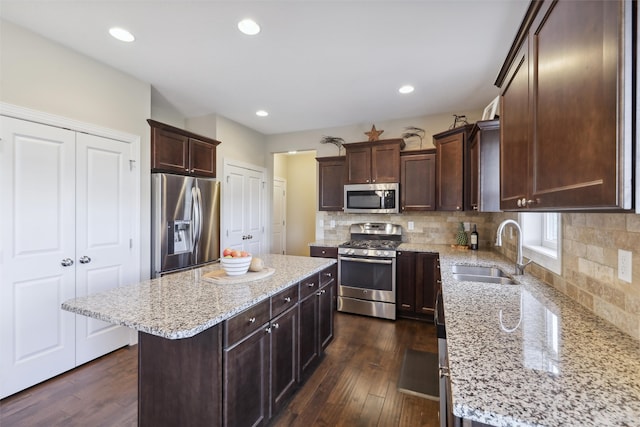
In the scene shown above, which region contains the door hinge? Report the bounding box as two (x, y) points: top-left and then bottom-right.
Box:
(282, 220), (285, 226)
(129, 238), (133, 248)
(226, 175), (230, 183)
(129, 159), (136, 171)
(226, 229), (229, 237)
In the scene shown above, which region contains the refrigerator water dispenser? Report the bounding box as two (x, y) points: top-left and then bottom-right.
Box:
(168, 220), (192, 255)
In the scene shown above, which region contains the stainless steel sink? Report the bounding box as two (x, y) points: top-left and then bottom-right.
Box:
(451, 265), (508, 277)
(451, 265), (516, 285)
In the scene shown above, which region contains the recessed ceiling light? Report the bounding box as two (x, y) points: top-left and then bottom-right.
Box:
(238, 19), (261, 35)
(256, 110), (269, 117)
(399, 85), (415, 94)
(288, 150), (298, 155)
(109, 27), (135, 42)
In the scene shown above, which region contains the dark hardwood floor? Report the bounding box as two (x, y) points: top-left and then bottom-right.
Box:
(0, 313), (439, 427)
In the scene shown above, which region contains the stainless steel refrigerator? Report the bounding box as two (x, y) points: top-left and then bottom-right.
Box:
(151, 173), (220, 277)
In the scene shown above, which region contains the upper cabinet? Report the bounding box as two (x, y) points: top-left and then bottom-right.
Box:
(495, 0), (635, 211)
(316, 156), (345, 211)
(148, 119), (221, 177)
(344, 139), (403, 184)
(400, 149), (436, 211)
(468, 120), (500, 212)
(434, 126), (471, 211)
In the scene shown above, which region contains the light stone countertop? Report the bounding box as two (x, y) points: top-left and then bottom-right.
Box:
(62, 254), (335, 340)
(400, 244), (640, 427)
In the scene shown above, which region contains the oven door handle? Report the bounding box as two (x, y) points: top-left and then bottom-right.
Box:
(339, 256), (393, 265)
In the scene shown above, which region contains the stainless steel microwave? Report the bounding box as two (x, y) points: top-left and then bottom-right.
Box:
(344, 183), (399, 214)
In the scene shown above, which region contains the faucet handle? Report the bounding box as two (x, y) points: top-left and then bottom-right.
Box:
(515, 260), (533, 275)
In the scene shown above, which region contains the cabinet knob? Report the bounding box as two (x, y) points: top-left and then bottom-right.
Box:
(79, 255), (91, 264)
(526, 199), (536, 206)
(185, 168), (189, 172)
(284, 297), (291, 303)
(61, 258), (74, 267)
(323, 272), (332, 277)
(472, 205), (478, 211)
(272, 323), (279, 329)
(307, 282), (315, 287)
(321, 250), (326, 254)
(456, 206), (461, 210)
(248, 317), (256, 324)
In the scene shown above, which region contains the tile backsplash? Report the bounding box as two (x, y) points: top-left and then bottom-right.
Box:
(317, 210), (640, 340)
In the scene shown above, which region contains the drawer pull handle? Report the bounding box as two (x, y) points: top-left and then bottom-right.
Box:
(284, 297), (291, 303)
(401, 304), (411, 309)
(323, 272), (332, 277)
(248, 317), (256, 324)
(272, 323), (279, 329)
(307, 282), (315, 287)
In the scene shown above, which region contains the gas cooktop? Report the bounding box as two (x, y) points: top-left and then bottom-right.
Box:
(339, 239), (401, 250)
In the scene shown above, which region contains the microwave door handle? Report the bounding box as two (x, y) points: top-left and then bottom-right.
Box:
(339, 256), (393, 265)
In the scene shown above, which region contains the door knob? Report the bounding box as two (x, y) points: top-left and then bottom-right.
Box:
(79, 256), (91, 264)
(61, 258), (74, 267)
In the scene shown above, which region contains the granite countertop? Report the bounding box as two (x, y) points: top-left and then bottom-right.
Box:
(62, 254), (335, 340)
(404, 244), (640, 427)
(309, 239), (344, 248)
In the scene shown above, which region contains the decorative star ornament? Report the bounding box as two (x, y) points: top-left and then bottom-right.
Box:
(365, 125), (384, 141)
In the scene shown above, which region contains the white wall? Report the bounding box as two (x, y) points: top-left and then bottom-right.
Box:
(151, 87), (186, 129)
(0, 20), (152, 280)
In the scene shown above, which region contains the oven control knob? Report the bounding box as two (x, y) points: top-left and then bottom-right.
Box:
(362, 250), (369, 256)
(382, 251), (388, 256)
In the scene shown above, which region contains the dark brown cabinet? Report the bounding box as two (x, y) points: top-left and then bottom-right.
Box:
(309, 246), (338, 259)
(270, 305), (298, 416)
(223, 322), (270, 427)
(434, 126), (471, 211)
(396, 251), (440, 319)
(468, 120), (500, 212)
(316, 156), (345, 211)
(495, 0), (634, 211)
(148, 119), (221, 177)
(344, 139), (403, 184)
(400, 149), (436, 211)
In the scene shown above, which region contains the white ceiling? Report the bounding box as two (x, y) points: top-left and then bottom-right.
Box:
(0, 0), (530, 135)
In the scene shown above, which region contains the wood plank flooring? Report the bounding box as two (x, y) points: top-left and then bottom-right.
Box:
(0, 313), (439, 427)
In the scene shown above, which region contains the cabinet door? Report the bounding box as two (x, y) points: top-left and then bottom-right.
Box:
(271, 306), (298, 416)
(436, 131), (465, 211)
(318, 281), (334, 350)
(189, 137), (216, 177)
(298, 293), (319, 380)
(151, 127), (189, 174)
(317, 157), (345, 211)
(371, 143), (400, 183)
(416, 253), (439, 316)
(500, 39), (530, 211)
(530, 0), (624, 209)
(401, 152), (436, 211)
(396, 251), (416, 314)
(345, 146), (371, 183)
(0, 117), (76, 399)
(469, 133), (480, 211)
(224, 325), (270, 427)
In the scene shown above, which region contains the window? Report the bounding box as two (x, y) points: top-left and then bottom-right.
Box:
(519, 212), (562, 275)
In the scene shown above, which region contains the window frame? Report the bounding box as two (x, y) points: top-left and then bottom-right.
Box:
(518, 212), (562, 275)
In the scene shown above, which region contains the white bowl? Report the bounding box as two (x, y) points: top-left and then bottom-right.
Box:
(220, 256), (252, 276)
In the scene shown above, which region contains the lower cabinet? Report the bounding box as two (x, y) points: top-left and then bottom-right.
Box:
(223, 265), (335, 426)
(223, 322), (270, 427)
(396, 251), (441, 319)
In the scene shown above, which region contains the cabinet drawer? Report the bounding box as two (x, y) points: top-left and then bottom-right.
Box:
(271, 286), (299, 319)
(310, 246), (338, 258)
(319, 265), (337, 286)
(224, 299), (270, 347)
(299, 273), (320, 300)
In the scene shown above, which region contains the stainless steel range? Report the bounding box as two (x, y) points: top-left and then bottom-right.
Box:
(337, 223), (402, 320)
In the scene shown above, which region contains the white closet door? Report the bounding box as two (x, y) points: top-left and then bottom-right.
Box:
(223, 163), (265, 255)
(272, 178), (286, 254)
(0, 116), (77, 399)
(74, 133), (133, 364)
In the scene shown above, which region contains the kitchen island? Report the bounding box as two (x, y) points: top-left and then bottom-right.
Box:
(400, 244), (640, 427)
(62, 254), (336, 427)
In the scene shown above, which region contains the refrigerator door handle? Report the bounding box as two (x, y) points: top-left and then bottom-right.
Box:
(193, 186), (203, 251)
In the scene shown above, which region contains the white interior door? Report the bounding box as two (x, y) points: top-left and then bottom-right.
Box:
(74, 133), (133, 364)
(223, 161), (265, 256)
(0, 116), (77, 399)
(272, 178), (286, 254)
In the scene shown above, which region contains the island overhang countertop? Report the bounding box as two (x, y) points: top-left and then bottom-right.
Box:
(62, 254), (335, 340)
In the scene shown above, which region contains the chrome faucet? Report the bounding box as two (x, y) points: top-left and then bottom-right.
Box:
(495, 219), (531, 275)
